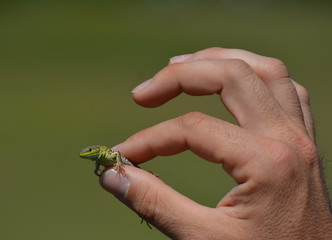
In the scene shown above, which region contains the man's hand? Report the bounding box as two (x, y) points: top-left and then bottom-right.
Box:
(100, 48), (332, 239)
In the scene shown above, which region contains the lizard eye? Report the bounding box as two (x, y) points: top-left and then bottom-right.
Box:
(88, 148), (92, 152)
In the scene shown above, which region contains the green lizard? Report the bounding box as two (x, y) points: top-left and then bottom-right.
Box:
(79, 145), (139, 176)
(79, 145), (154, 229)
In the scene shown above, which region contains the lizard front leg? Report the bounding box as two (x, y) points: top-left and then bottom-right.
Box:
(94, 162), (101, 176)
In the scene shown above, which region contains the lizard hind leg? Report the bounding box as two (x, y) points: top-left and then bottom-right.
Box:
(113, 152), (125, 175)
(141, 218), (152, 229)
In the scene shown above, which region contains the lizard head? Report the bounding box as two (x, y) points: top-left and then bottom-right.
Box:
(79, 145), (108, 161)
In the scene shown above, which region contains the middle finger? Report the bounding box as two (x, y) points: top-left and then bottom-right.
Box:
(133, 59), (291, 137)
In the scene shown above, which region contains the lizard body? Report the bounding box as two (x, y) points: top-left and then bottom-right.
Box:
(79, 145), (139, 176)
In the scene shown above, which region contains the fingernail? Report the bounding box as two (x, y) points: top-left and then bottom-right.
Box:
(131, 79), (152, 93)
(169, 54), (193, 64)
(100, 168), (130, 201)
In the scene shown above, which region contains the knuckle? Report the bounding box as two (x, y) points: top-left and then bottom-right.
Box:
(200, 47), (225, 56)
(271, 142), (296, 168)
(157, 63), (181, 78)
(292, 131), (318, 164)
(267, 57), (285, 67)
(207, 46), (224, 52)
(261, 133), (318, 183)
(303, 142), (318, 164)
(178, 112), (209, 128)
(262, 141), (299, 182)
(195, 47), (235, 60)
(265, 57), (289, 79)
(223, 59), (254, 80)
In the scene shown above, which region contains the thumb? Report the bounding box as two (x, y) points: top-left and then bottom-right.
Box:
(99, 166), (213, 239)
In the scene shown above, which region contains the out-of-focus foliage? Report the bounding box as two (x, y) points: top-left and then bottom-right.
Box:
(0, 1), (331, 239)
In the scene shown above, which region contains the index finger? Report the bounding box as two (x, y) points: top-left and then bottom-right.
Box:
(113, 112), (269, 185)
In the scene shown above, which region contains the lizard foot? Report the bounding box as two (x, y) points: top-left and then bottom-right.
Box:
(114, 162), (125, 175)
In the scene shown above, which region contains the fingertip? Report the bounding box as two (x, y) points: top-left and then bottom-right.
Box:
(131, 86), (172, 108)
(131, 94), (161, 108)
(131, 79), (152, 94)
(131, 79), (162, 108)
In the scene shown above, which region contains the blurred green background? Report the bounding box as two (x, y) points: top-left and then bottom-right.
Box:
(1, 1), (331, 239)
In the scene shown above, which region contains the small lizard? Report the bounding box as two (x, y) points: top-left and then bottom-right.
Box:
(80, 145), (156, 229)
(79, 145), (139, 176)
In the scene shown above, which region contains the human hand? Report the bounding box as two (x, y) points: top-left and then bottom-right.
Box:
(100, 48), (332, 239)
